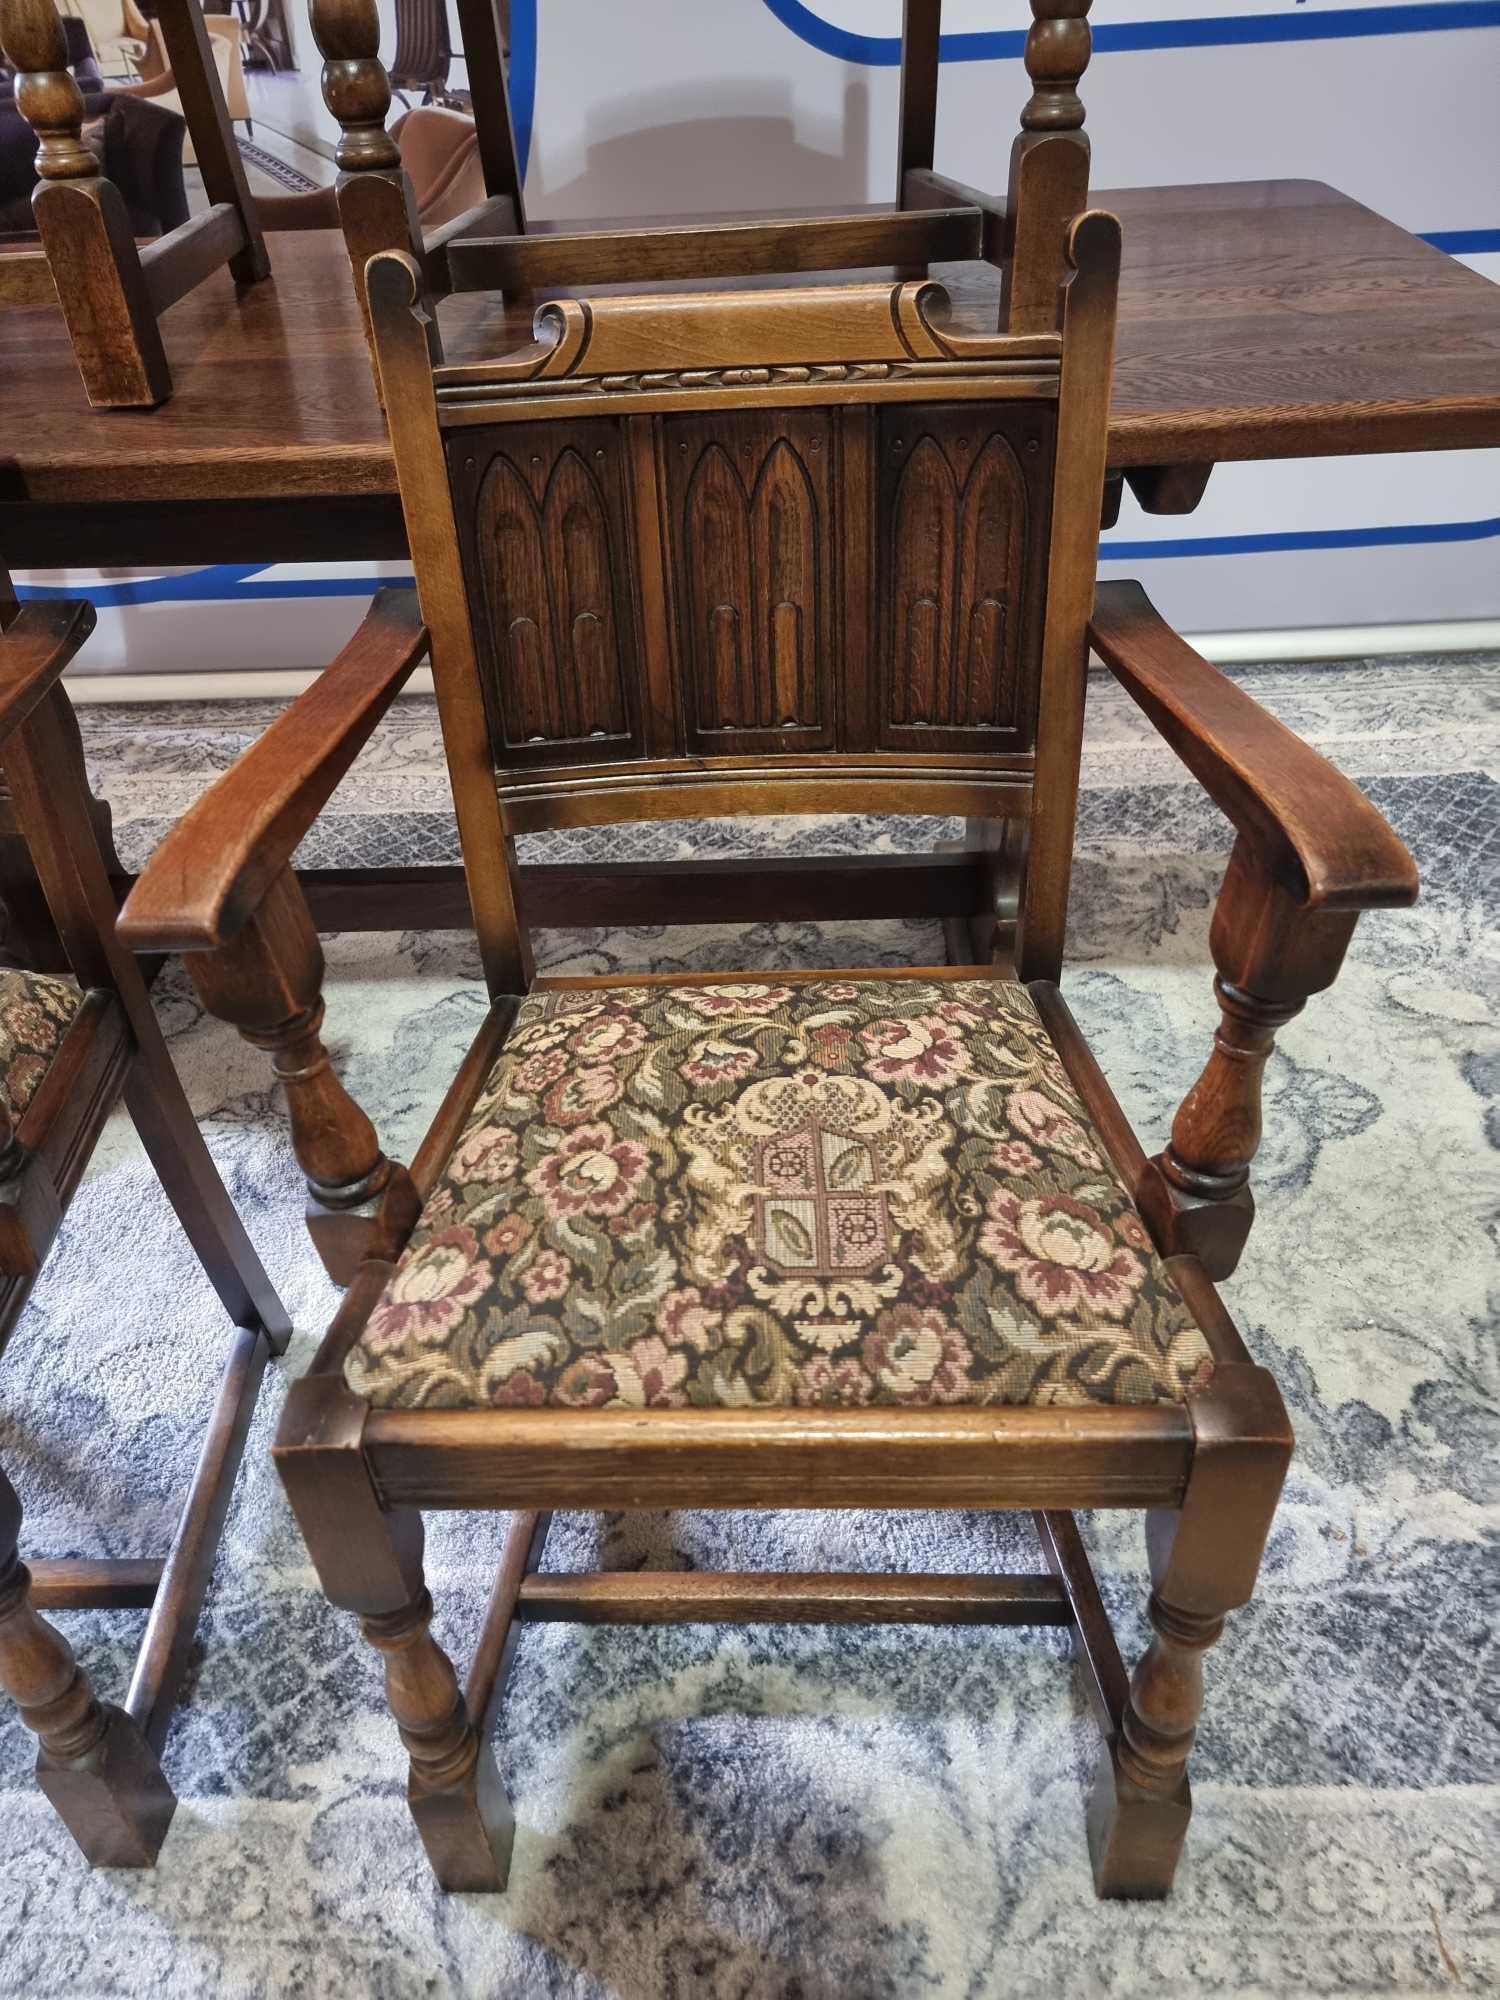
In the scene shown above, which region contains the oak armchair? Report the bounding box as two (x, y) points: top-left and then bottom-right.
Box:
(118, 181), (1416, 1903)
(0, 578), (290, 1868)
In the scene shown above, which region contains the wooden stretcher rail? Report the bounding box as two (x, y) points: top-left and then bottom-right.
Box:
(446, 206), (985, 294)
(516, 1569), (1074, 1626)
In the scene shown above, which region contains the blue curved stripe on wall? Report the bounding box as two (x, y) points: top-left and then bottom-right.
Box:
(510, 0), (536, 179)
(501, 2), (1500, 181)
(13, 516), (1500, 607)
(761, 0), (1500, 65)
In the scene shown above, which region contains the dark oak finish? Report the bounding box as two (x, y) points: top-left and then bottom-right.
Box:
(515, 1570), (1074, 1627)
(4, 185), (1497, 523)
(1089, 579), (1419, 1274)
(0, 588), (289, 1868)
(28, 1559), (163, 1612)
(1000, 1), (1094, 336)
(119, 591), (427, 1281)
(112, 42), (1422, 1905)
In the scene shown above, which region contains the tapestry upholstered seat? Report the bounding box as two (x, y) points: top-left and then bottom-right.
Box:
(0, 968), (83, 1128)
(345, 980), (1215, 1414)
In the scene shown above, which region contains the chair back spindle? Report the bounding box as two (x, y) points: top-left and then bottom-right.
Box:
(0, 0), (269, 406)
(311, 0), (1096, 359)
(1001, 0), (1094, 334)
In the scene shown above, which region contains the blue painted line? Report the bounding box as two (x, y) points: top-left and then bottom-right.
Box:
(15, 521), (1500, 612)
(760, 0), (1500, 65)
(1100, 516), (1500, 561)
(14, 567), (415, 606)
(510, 0), (536, 181)
(1421, 227), (1500, 253)
(15, 563), (267, 608)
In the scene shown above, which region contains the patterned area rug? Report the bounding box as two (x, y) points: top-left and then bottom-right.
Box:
(0, 653), (1494, 1997)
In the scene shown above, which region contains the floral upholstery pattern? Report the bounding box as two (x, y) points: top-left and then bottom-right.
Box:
(346, 979), (1215, 1413)
(0, 969), (83, 1132)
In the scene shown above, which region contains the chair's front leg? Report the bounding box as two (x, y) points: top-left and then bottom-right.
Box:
(1137, 836), (1360, 1279)
(185, 865), (394, 1284)
(274, 1374), (514, 1892)
(1089, 1364), (1291, 1898)
(0, 1467), (175, 1866)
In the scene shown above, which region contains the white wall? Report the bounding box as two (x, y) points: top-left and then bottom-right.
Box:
(27, 0), (1500, 673)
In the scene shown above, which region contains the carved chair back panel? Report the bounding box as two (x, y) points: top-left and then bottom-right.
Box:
(443, 396), (1056, 773)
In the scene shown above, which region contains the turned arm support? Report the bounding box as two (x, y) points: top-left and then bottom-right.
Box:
(117, 588), (428, 1285)
(119, 588), (427, 954)
(1087, 579), (1418, 1277)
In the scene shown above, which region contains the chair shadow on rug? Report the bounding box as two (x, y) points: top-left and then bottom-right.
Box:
(0, 574), (290, 1867)
(118, 41), (1418, 1900)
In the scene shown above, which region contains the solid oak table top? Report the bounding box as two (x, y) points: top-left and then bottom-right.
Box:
(3, 179), (1498, 515)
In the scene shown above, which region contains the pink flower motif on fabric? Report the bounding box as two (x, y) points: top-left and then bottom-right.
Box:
(544, 1065), (623, 1125)
(520, 1247), (570, 1301)
(980, 1191), (1144, 1319)
(863, 1306), (974, 1402)
(512, 1046), (569, 1095)
(529, 1123), (649, 1220)
(570, 1016), (647, 1063)
(679, 984), (794, 1018)
(859, 1013), (970, 1085)
(1006, 1089), (1103, 1167)
(363, 1228), (488, 1351)
(631, 1336), (688, 1404)
(448, 1124), (519, 1184)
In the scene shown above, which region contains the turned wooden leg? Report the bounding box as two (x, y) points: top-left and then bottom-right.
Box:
(1088, 1365), (1291, 1898)
(274, 1376), (514, 1891)
(187, 866), (393, 1283)
(0, 1469), (174, 1867)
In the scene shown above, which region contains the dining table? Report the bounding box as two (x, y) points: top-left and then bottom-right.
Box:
(2, 174), (1498, 942)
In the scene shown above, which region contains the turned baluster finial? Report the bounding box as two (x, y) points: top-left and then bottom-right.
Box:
(1138, 838), (1363, 1278)
(1000, 0), (1095, 333)
(1, 0), (98, 182)
(308, 0), (401, 171)
(1158, 974), (1304, 1212)
(1019, 0), (1093, 133)
(187, 866), (395, 1283)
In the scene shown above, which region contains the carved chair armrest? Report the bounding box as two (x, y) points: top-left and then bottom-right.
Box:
(0, 600), (95, 751)
(1086, 579), (1418, 1279)
(115, 588), (426, 1285)
(118, 588), (428, 954)
(1089, 579), (1417, 914)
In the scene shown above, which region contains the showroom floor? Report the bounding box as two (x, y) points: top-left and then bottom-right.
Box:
(0, 651), (1493, 1996)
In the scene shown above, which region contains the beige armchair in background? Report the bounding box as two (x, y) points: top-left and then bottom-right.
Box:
(256, 106), (483, 230)
(65, 0), (152, 77)
(120, 12), (252, 144)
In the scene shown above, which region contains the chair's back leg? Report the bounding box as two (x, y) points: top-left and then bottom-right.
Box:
(0, 1465), (175, 1866)
(896, 0), (941, 199)
(453, 0), (526, 227)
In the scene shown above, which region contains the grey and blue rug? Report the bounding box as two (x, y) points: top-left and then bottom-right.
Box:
(0, 651), (1494, 1996)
